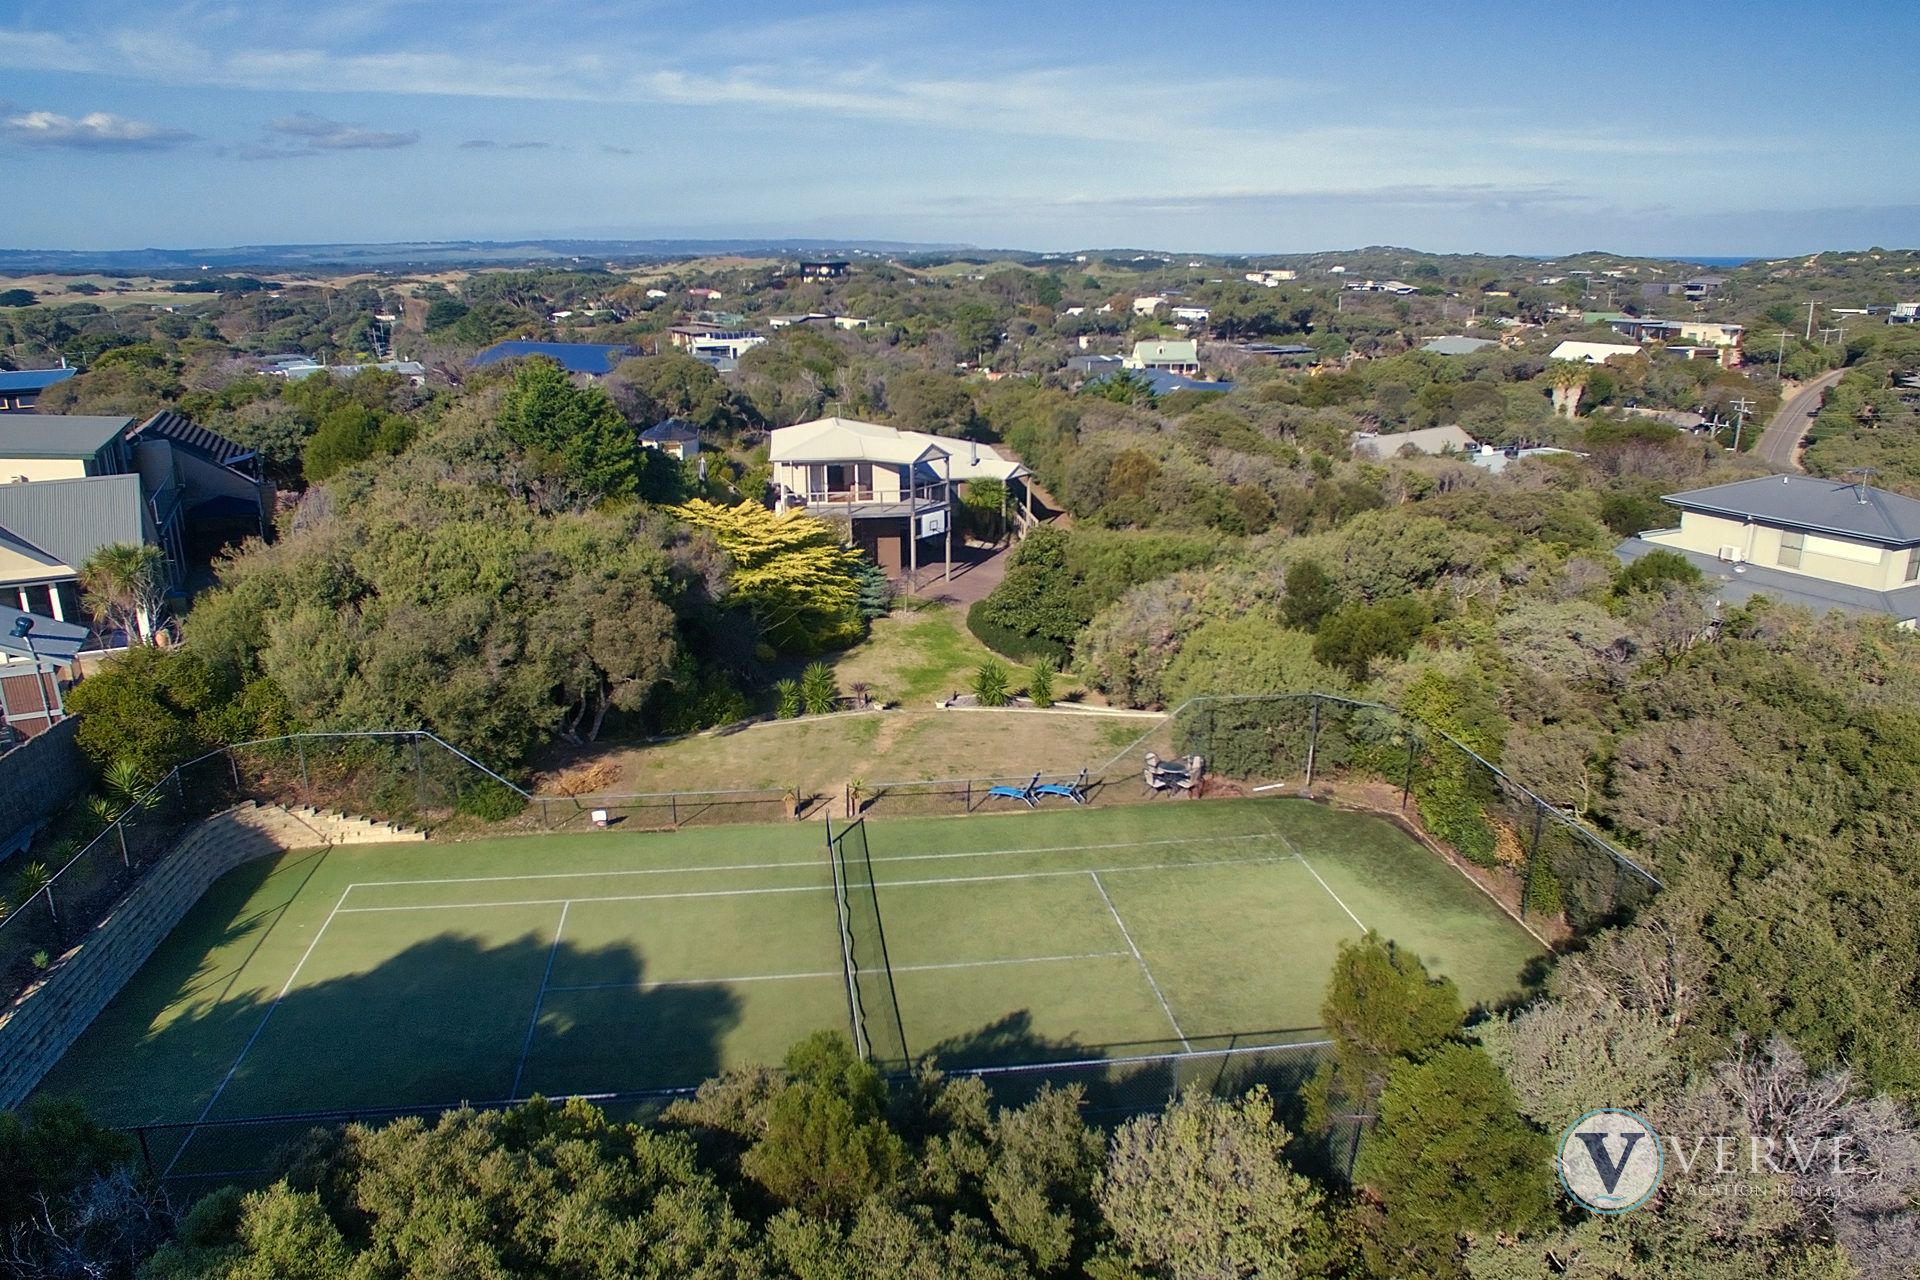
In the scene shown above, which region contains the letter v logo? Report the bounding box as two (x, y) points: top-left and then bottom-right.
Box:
(1558, 1110), (1663, 1214)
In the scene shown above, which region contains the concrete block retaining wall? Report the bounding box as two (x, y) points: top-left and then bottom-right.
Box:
(0, 802), (422, 1109)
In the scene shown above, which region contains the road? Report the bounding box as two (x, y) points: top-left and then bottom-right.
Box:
(1754, 368), (1847, 469)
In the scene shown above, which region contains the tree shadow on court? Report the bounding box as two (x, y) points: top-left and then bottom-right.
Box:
(38, 928), (742, 1180)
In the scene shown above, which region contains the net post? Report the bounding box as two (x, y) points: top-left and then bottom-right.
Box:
(1521, 798), (1547, 912)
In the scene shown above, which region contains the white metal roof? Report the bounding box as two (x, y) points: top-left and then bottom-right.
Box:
(770, 416), (1029, 481)
(1550, 340), (1642, 363)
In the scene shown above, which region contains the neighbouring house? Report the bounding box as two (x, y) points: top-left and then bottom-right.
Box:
(769, 415), (1031, 582)
(1243, 269), (1296, 287)
(640, 418), (700, 460)
(799, 261), (849, 279)
(1683, 276), (1727, 300)
(0, 367), (77, 414)
(469, 340), (640, 377)
(1887, 302), (1918, 325)
(0, 474), (172, 633)
(0, 414), (134, 483)
(767, 313), (833, 329)
(1351, 425), (1479, 458)
(1131, 296), (1168, 315)
(1237, 342), (1316, 359)
(1066, 354), (1124, 378)
(1170, 306), (1210, 323)
(1420, 335), (1496, 356)
(127, 410), (274, 549)
(688, 287), (724, 302)
(268, 356), (427, 385)
(1134, 369), (1234, 396)
(833, 316), (872, 331)
(1549, 340), (1642, 364)
(1619, 475), (1920, 623)
(1123, 339), (1200, 376)
(1467, 444), (1578, 474)
(0, 601), (86, 741)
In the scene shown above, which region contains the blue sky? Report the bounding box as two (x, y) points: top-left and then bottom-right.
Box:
(1, 0), (1916, 255)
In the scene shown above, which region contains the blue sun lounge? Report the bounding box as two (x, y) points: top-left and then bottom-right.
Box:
(1034, 768), (1089, 805)
(986, 772), (1041, 808)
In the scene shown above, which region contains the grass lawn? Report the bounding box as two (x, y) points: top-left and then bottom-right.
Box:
(38, 798), (1540, 1179)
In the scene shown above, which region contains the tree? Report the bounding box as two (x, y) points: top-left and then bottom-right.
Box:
(1280, 559), (1343, 631)
(62, 646), (226, 777)
(1310, 596), (1431, 682)
(972, 658), (1010, 707)
(1097, 1088), (1338, 1280)
(79, 542), (168, 644)
(801, 660), (840, 715)
(1304, 931), (1464, 1136)
(970, 527), (1087, 660)
(668, 499), (865, 651)
(1026, 658), (1056, 709)
(497, 357), (645, 503)
(1160, 616), (1347, 705)
(0, 288), (36, 307)
(301, 402), (412, 483)
(1353, 1044), (1555, 1277)
(743, 1032), (905, 1216)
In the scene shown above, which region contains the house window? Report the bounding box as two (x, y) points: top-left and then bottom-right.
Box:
(1907, 550), (1920, 582)
(1778, 531), (1804, 569)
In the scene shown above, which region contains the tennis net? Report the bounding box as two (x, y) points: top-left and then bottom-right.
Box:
(826, 817), (910, 1070)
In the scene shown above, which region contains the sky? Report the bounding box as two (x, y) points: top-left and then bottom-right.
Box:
(1, 0), (1916, 257)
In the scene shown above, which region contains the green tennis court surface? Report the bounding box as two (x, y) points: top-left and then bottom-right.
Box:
(35, 798), (1540, 1179)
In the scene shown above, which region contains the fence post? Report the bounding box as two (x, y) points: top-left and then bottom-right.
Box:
(134, 1127), (155, 1180)
(964, 778), (972, 813)
(1521, 798), (1547, 914)
(116, 820), (129, 868)
(1304, 696), (1321, 791)
(227, 748), (240, 790)
(1399, 732), (1418, 811)
(411, 733), (425, 811)
(539, 797), (550, 829)
(174, 769), (184, 800)
(670, 793), (678, 827)
(296, 738), (310, 798)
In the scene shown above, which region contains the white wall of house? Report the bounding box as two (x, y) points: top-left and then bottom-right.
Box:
(0, 459), (88, 483)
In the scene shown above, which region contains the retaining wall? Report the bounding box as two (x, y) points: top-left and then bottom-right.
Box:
(0, 801), (422, 1109)
(0, 718), (88, 848)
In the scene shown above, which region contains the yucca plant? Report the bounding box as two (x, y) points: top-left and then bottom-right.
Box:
(103, 759), (151, 811)
(800, 662), (840, 716)
(13, 861), (53, 906)
(1027, 659), (1057, 709)
(973, 659), (1010, 708)
(774, 678), (803, 719)
(85, 794), (123, 834)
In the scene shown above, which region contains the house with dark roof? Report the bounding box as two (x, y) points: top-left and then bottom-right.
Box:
(128, 411), (273, 546)
(799, 261), (850, 279)
(469, 340), (640, 377)
(1618, 475), (1920, 622)
(0, 367), (77, 413)
(640, 418), (700, 461)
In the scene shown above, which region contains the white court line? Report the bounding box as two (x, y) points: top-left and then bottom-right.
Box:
(1268, 826), (1367, 932)
(163, 879), (355, 1178)
(337, 833), (1276, 891)
(1090, 871), (1191, 1053)
(509, 901), (570, 1099)
(544, 949), (1134, 995)
(332, 853), (1299, 915)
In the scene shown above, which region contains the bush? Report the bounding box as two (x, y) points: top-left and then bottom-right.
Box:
(800, 661), (839, 715)
(774, 678), (803, 719)
(973, 659), (1011, 707)
(967, 599), (1070, 664)
(456, 780), (527, 822)
(1028, 658), (1056, 709)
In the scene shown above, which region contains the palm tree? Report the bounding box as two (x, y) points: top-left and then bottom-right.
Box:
(79, 543), (168, 645)
(1548, 362), (1591, 420)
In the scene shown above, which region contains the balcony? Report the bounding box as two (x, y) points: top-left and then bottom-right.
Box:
(784, 481), (949, 519)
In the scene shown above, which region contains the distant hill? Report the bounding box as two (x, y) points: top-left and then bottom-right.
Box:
(0, 238), (974, 274)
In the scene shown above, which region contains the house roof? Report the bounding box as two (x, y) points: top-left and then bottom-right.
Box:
(0, 368), (76, 394)
(129, 410), (253, 470)
(0, 415), (132, 461)
(1616, 536), (1920, 622)
(1550, 340), (1642, 363)
(0, 602), (88, 663)
(469, 341), (637, 375)
(1420, 336), (1496, 356)
(771, 416), (1029, 482)
(1352, 425), (1479, 458)
(1129, 339), (1199, 364)
(641, 418), (701, 443)
(1662, 475), (1920, 547)
(1135, 369), (1235, 396)
(0, 474), (148, 570)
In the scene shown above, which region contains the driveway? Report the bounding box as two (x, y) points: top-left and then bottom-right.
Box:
(1755, 368), (1846, 469)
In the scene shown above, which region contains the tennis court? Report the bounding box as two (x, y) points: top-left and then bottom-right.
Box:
(35, 797), (1541, 1179)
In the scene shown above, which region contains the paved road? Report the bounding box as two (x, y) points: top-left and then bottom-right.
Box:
(1754, 368), (1847, 469)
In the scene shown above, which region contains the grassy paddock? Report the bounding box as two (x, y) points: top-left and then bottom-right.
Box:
(36, 798), (1540, 1178)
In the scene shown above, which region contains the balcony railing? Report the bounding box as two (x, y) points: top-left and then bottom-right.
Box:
(791, 482), (949, 508)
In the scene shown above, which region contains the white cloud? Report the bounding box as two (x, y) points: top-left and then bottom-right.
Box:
(266, 111), (417, 150)
(1, 107), (194, 149)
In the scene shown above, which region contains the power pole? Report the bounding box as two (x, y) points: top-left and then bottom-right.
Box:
(1805, 299), (1816, 342)
(1775, 329), (1790, 375)
(1730, 397), (1755, 452)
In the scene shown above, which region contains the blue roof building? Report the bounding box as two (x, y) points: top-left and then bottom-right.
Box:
(469, 341), (640, 377)
(0, 367), (77, 414)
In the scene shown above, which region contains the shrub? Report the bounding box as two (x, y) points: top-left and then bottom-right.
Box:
(456, 780), (527, 822)
(800, 661), (839, 716)
(967, 599), (1070, 664)
(774, 678), (803, 719)
(1028, 658), (1056, 709)
(973, 659), (1011, 707)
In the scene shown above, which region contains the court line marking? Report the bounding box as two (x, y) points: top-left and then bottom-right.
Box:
(544, 949), (1135, 995)
(333, 833), (1278, 891)
(164, 877), (354, 1179)
(331, 853), (1301, 914)
(1268, 825), (1366, 932)
(1090, 871), (1191, 1053)
(509, 901), (570, 1099)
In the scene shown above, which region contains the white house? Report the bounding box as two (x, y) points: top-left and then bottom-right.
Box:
(1351, 425), (1479, 458)
(1170, 306), (1210, 323)
(1123, 339), (1200, 376)
(1131, 296), (1169, 315)
(769, 416), (1031, 582)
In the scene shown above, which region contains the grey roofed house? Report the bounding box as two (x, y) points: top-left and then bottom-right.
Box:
(1614, 536), (1920, 622)
(1066, 354), (1124, 375)
(128, 409), (254, 470)
(0, 415), (133, 462)
(641, 418), (700, 445)
(1419, 335), (1496, 356)
(1351, 424), (1479, 458)
(1662, 475), (1920, 546)
(0, 474), (153, 571)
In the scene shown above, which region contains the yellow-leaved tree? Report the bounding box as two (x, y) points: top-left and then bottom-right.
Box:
(669, 499), (865, 651)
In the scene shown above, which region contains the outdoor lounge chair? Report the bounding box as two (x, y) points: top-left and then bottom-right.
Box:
(1034, 768), (1089, 805)
(986, 772), (1042, 808)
